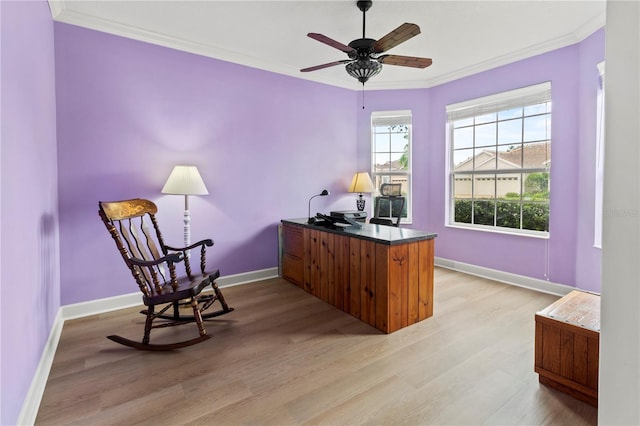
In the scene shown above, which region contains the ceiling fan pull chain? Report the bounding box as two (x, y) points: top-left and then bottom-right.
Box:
(362, 84), (365, 109)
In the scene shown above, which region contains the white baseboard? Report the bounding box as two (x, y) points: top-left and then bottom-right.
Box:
(216, 267), (279, 288)
(18, 267), (278, 424)
(16, 309), (64, 426)
(60, 267), (279, 321)
(435, 256), (576, 297)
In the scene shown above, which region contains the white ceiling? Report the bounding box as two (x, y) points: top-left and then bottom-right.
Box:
(48, 0), (606, 91)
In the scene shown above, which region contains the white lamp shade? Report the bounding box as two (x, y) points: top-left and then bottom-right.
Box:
(161, 165), (209, 195)
(348, 172), (375, 193)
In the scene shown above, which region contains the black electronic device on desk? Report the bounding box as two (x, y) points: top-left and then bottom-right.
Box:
(309, 213), (347, 229)
(330, 210), (367, 223)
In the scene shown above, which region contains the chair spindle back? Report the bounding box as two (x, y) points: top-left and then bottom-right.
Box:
(99, 199), (179, 297)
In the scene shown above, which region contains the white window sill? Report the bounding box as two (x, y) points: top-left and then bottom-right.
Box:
(446, 223), (549, 239)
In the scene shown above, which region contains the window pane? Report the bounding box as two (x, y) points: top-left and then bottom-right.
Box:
(453, 174), (472, 198)
(454, 117), (473, 128)
(475, 122), (496, 147)
(523, 172), (549, 200)
(374, 153), (391, 171)
(524, 114), (550, 142)
(497, 173), (521, 199)
(374, 134), (389, 152)
(522, 202), (549, 231)
(496, 201), (521, 229)
(497, 144), (522, 168)
(474, 147), (496, 170)
(524, 102), (549, 115)
(522, 141), (550, 169)
(474, 174), (496, 199)
(454, 199), (472, 223)
(497, 119), (522, 144)
(453, 126), (473, 149)
(476, 113), (496, 124)
(453, 149), (474, 170)
(390, 132), (408, 152)
(374, 125), (391, 133)
(389, 152), (403, 172)
(498, 108), (522, 120)
(474, 200), (495, 225)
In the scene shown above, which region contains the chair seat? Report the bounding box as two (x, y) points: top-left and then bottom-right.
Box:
(143, 269), (220, 306)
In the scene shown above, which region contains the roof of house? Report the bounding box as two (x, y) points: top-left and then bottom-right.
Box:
(454, 141), (550, 171)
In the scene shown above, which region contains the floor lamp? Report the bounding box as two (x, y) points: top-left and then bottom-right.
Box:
(161, 165), (209, 253)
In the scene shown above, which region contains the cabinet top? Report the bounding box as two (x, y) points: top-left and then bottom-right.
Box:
(536, 290), (600, 332)
(282, 218), (437, 246)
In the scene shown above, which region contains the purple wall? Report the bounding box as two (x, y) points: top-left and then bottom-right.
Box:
(54, 22), (605, 307)
(1, 1), (60, 424)
(54, 23), (359, 305)
(358, 31), (604, 290)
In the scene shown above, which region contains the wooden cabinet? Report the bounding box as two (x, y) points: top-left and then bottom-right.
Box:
(281, 220), (435, 333)
(535, 290), (600, 406)
(281, 223), (305, 286)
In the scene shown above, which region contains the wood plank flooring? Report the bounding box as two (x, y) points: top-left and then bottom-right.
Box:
(36, 267), (598, 425)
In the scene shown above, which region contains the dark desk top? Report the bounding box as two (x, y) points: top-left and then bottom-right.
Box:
(282, 218), (437, 246)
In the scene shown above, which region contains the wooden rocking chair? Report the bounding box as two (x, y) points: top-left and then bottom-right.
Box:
(98, 198), (234, 351)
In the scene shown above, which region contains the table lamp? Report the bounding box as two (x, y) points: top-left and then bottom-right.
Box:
(308, 189), (330, 223)
(161, 165), (209, 250)
(348, 172), (375, 211)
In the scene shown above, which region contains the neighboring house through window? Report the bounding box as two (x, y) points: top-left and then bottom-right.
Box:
(446, 82), (552, 235)
(371, 110), (412, 223)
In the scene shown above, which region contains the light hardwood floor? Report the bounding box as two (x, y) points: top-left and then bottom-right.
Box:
(36, 267), (598, 425)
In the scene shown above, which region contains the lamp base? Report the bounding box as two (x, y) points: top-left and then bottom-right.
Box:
(356, 195), (365, 212)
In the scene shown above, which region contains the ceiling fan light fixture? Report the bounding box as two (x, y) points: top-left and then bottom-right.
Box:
(346, 60), (382, 84)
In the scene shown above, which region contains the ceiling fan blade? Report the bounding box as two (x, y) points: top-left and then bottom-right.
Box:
(307, 33), (355, 53)
(373, 23), (421, 53)
(378, 55), (432, 69)
(301, 60), (351, 72)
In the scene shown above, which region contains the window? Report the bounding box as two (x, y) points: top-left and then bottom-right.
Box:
(371, 111), (412, 223)
(447, 82), (551, 235)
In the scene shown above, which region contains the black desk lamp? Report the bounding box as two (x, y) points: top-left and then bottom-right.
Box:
(308, 189), (330, 223)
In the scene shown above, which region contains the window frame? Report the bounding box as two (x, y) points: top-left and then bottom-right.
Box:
(446, 83), (552, 237)
(371, 110), (412, 224)
(594, 61), (605, 248)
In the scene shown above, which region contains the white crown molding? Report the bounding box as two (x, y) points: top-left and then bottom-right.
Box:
(47, 0), (65, 20)
(48, 2), (355, 90)
(47, 2), (606, 92)
(366, 15), (606, 91)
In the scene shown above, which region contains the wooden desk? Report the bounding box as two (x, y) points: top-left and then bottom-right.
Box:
(281, 219), (437, 333)
(535, 290), (600, 406)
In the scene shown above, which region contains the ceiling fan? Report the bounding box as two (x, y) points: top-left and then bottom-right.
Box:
(301, 0), (432, 85)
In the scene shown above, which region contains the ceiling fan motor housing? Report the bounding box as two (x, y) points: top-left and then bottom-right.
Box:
(357, 0), (372, 13)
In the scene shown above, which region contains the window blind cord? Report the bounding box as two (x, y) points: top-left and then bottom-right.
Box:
(544, 238), (550, 281)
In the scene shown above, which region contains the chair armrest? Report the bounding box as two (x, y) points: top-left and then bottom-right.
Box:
(128, 252), (183, 267)
(164, 239), (214, 252)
